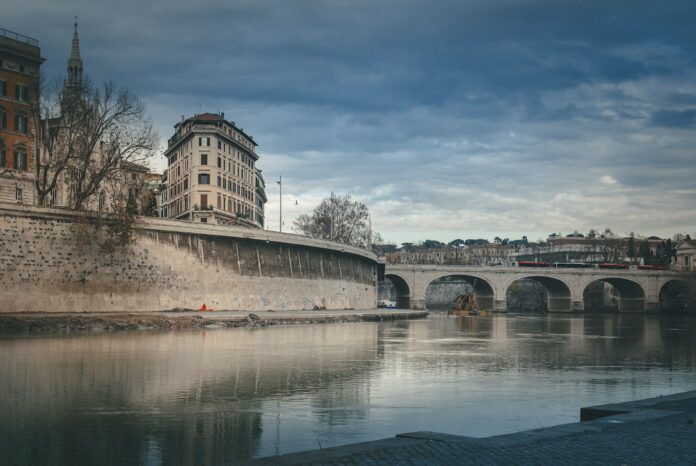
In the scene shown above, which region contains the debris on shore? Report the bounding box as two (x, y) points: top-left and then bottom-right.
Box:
(0, 310), (427, 334)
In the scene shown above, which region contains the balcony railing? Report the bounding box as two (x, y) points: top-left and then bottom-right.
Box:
(0, 28), (40, 47)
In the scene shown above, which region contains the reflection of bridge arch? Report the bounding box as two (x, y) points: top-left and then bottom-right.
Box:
(506, 276), (573, 312)
(584, 278), (646, 312)
(384, 273), (412, 309)
(424, 274), (496, 311)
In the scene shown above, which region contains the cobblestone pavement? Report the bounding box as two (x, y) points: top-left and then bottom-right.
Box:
(245, 391), (696, 466)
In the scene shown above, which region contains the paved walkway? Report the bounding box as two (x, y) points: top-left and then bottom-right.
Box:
(244, 391), (696, 465)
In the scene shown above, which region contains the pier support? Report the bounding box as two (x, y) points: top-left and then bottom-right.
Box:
(493, 299), (507, 313)
(410, 298), (427, 310)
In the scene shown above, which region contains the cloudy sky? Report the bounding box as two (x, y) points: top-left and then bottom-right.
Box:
(6, 0), (696, 244)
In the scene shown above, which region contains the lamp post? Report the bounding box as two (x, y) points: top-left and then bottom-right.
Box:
(277, 175), (282, 232)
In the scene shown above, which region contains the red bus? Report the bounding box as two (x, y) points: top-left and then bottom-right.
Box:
(518, 261), (550, 267)
(598, 263), (628, 269)
(638, 264), (669, 270)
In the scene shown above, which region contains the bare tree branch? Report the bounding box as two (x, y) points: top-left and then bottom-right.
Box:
(294, 193), (370, 248)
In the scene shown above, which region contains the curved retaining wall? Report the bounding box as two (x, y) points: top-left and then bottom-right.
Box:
(0, 204), (378, 312)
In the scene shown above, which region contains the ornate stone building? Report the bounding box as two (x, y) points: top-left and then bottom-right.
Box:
(163, 112), (266, 227)
(46, 22), (154, 212)
(675, 240), (696, 273)
(0, 28), (44, 205)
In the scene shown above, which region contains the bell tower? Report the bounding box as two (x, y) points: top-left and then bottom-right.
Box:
(66, 18), (83, 90)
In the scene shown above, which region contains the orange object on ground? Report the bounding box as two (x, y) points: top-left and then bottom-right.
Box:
(198, 303), (213, 312)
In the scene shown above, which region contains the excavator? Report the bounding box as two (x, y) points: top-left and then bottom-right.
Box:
(449, 280), (487, 317)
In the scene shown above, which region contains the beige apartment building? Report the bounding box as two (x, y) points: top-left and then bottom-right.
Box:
(163, 112), (265, 228)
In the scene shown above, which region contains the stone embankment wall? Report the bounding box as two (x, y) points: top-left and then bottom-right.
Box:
(0, 204), (378, 312)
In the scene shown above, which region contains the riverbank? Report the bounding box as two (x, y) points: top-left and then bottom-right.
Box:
(246, 390), (696, 465)
(0, 309), (428, 334)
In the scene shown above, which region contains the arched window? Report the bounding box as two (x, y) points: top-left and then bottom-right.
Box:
(13, 143), (27, 171)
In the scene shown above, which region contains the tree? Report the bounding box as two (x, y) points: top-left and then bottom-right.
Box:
(627, 233), (636, 263)
(423, 239), (445, 249)
(639, 240), (653, 265)
(35, 80), (156, 209)
(449, 239), (466, 248)
(293, 193), (370, 248)
(371, 231), (397, 255)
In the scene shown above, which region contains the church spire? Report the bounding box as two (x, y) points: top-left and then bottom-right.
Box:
(66, 17), (83, 90)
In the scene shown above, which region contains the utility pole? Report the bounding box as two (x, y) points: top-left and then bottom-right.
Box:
(277, 175), (282, 232)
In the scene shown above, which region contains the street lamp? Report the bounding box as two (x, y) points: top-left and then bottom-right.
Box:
(277, 175), (282, 232)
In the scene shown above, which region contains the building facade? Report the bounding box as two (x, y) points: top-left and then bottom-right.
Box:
(45, 23), (158, 213)
(0, 28), (44, 205)
(675, 240), (696, 273)
(164, 112), (265, 228)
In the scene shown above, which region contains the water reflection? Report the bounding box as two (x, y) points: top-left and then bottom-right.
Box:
(1, 314), (696, 465)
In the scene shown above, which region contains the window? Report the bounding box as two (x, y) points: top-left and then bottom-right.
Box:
(198, 137), (210, 147)
(217, 140), (222, 150)
(217, 156), (221, 168)
(201, 154), (208, 165)
(217, 176), (221, 187)
(200, 218), (207, 223)
(0, 146), (5, 167)
(217, 194), (221, 209)
(198, 173), (210, 185)
(200, 194), (208, 209)
(0, 80), (6, 96)
(15, 114), (28, 133)
(15, 84), (28, 102)
(15, 187), (22, 202)
(50, 187), (57, 206)
(13, 149), (27, 171)
(183, 176), (188, 190)
(0, 109), (6, 129)
(98, 191), (106, 211)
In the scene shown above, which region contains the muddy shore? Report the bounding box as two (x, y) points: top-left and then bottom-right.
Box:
(0, 310), (428, 334)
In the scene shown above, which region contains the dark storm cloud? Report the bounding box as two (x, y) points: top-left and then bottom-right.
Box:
(4, 0), (696, 241)
(649, 109), (696, 128)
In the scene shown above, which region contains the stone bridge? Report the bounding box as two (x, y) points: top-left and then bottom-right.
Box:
(384, 264), (692, 312)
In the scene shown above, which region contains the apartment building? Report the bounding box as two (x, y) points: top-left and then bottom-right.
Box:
(0, 28), (44, 204)
(164, 112), (265, 228)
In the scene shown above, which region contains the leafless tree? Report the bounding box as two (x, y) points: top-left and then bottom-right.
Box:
(294, 192), (370, 248)
(33, 80), (156, 209)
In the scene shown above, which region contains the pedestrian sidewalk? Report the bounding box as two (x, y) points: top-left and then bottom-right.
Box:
(243, 390), (696, 465)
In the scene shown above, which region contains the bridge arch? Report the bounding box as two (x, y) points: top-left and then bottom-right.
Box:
(659, 279), (694, 313)
(583, 278), (646, 312)
(424, 274), (496, 311)
(383, 273), (412, 309)
(506, 276), (572, 312)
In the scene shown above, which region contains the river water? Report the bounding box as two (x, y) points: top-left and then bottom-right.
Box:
(1, 313), (696, 465)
